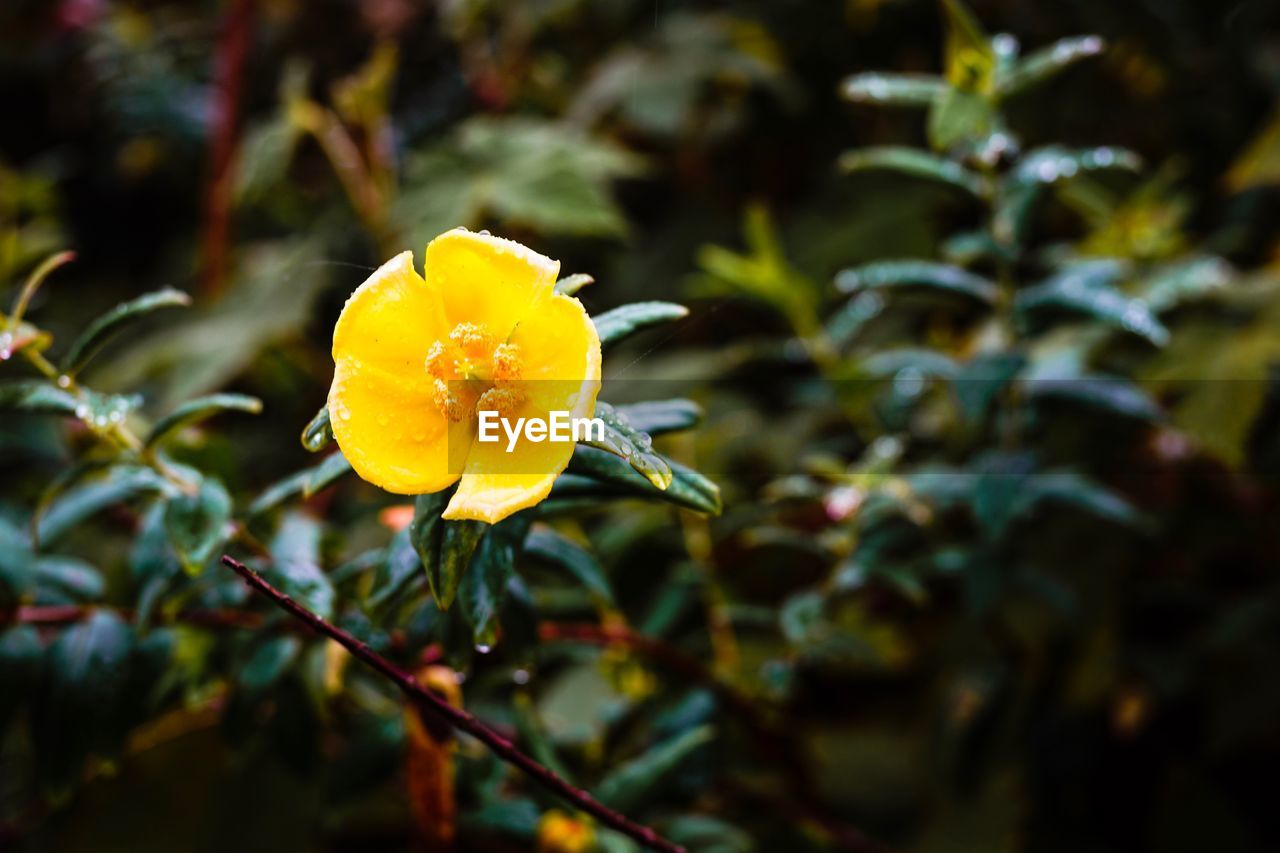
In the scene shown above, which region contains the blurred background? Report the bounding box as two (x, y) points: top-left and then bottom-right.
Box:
(3, 0), (1280, 851)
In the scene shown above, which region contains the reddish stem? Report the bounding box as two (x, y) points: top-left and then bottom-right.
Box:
(220, 555), (684, 853)
(200, 0), (255, 298)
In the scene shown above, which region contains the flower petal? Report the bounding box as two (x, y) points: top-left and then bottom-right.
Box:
(332, 251), (448, 374)
(425, 228), (559, 338)
(330, 251), (455, 495)
(443, 293), (601, 523)
(329, 358), (459, 495)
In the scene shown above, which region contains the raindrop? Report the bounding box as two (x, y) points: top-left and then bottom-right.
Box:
(57, 375), (72, 388)
(75, 405), (89, 419)
(512, 669), (530, 685)
(475, 644), (492, 654)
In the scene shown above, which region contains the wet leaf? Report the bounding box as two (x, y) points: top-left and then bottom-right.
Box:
(163, 474), (233, 574)
(0, 380), (79, 416)
(145, 393), (262, 448)
(61, 288), (190, 375)
(837, 260), (998, 303)
(524, 526), (614, 606)
(595, 725), (714, 812)
(592, 301), (688, 348)
(841, 73), (946, 107)
(999, 35), (1105, 96)
(838, 147), (986, 197)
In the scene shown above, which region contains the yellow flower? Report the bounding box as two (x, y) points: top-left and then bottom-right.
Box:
(536, 810), (595, 853)
(328, 228), (601, 523)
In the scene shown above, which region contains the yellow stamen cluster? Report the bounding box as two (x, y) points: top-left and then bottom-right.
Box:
(425, 322), (526, 421)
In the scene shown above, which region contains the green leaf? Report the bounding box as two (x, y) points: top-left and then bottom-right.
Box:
(61, 288), (191, 375)
(0, 625), (43, 733)
(836, 260), (998, 303)
(928, 87), (993, 151)
(999, 35), (1104, 96)
(581, 402), (673, 489)
(367, 528), (421, 614)
(592, 301), (688, 347)
(163, 475), (233, 574)
(459, 519), (527, 646)
(34, 610), (133, 791)
(825, 292), (886, 347)
(34, 556), (105, 603)
(613, 399), (703, 436)
(300, 406), (333, 452)
(303, 451), (353, 498)
(145, 393), (262, 448)
(1139, 256), (1233, 313)
(554, 273), (595, 296)
(36, 465), (171, 548)
(410, 491), (485, 611)
(563, 446), (721, 515)
(863, 348), (961, 380)
(268, 512), (334, 619)
(663, 816), (753, 853)
(840, 73), (947, 107)
(595, 725), (714, 812)
(1010, 472), (1145, 529)
(1011, 146), (1142, 187)
(1016, 263), (1169, 345)
(1024, 373), (1163, 422)
(838, 147), (986, 197)
(239, 635), (301, 696)
(0, 380), (79, 416)
(524, 526), (614, 606)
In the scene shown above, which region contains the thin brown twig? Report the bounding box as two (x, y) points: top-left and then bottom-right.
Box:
(220, 555), (684, 853)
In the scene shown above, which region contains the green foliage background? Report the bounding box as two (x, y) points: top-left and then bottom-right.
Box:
(3, 0), (1280, 851)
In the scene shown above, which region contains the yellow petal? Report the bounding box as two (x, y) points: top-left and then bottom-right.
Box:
(332, 250), (448, 374)
(330, 358), (457, 495)
(443, 293), (601, 523)
(425, 228), (559, 339)
(330, 251), (455, 494)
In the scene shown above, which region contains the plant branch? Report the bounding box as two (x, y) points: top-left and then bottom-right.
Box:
(220, 555), (684, 853)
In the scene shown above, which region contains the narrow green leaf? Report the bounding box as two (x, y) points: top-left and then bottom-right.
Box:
(554, 273), (594, 296)
(36, 465), (170, 548)
(841, 73), (947, 107)
(61, 288), (191, 375)
(613, 399), (703, 436)
(0, 380), (79, 416)
(34, 556), (105, 603)
(303, 451), (353, 498)
(564, 446), (721, 514)
(301, 406), (333, 452)
(246, 469), (311, 518)
(592, 301), (688, 347)
(411, 491), (486, 611)
(1011, 146), (1142, 187)
(928, 86), (993, 151)
(825, 291), (886, 346)
(1139, 256), (1233, 313)
(367, 528), (422, 614)
(1000, 35), (1105, 96)
(838, 146), (986, 196)
(459, 519), (526, 646)
(33, 609), (133, 791)
(1024, 373), (1163, 422)
(163, 475), (233, 574)
(836, 260), (998, 303)
(6, 251), (75, 330)
(524, 526), (614, 605)
(595, 725), (714, 812)
(268, 512), (334, 618)
(145, 393), (262, 448)
(863, 348), (961, 379)
(581, 402), (672, 489)
(1016, 263), (1168, 345)
(239, 635), (301, 696)
(1010, 471), (1145, 529)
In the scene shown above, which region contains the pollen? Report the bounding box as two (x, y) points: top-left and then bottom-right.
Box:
(492, 342), (523, 381)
